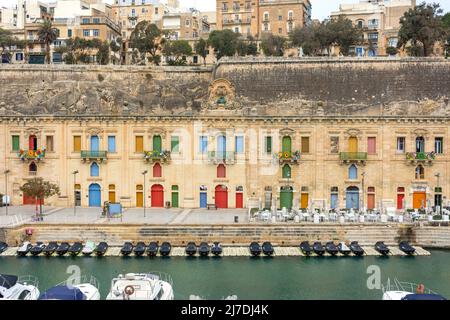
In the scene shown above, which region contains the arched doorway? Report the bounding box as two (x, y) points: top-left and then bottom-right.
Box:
(280, 186), (293, 210)
(151, 184), (164, 207)
(29, 162), (37, 175)
(215, 185), (228, 209)
(88, 183), (101, 207)
(346, 186), (359, 210)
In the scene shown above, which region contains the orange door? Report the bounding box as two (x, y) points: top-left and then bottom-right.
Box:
(301, 193), (309, 209)
(136, 192), (143, 208)
(151, 184), (164, 207)
(235, 193), (243, 209)
(367, 194), (375, 210)
(413, 192), (426, 209)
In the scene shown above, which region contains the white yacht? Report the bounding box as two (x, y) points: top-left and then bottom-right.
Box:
(382, 278), (446, 300)
(0, 274), (40, 300)
(106, 273), (174, 300)
(39, 276), (100, 300)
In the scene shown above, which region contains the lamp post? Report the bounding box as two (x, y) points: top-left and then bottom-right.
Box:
(142, 170), (148, 218)
(435, 173), (441, 214)
(4, 170), (10, 216)
(361, 171), (366, 212)
(73, 170), (79, 216)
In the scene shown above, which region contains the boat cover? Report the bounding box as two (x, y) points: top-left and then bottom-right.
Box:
(402, 294), (447, 300)
(0, 274), (18, 289)
(38, 285), (85, 300)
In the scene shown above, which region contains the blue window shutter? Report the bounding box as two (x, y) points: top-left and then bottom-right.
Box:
(108, 136), (116, 153)
(235, 136), (244, 153)
(90, 162), (99, 177)
(200, 136), (208, 153)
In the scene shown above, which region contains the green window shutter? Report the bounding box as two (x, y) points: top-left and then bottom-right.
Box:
(266, 136), (272, 153)
(282, 164), (291, 178)
(282, 136), (292, 154)
(12, 135), (20, 151)
(171, 136), (179, 153)
(153, 135), (162, 152)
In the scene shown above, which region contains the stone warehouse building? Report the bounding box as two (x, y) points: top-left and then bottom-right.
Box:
(0, 58), (450, 211)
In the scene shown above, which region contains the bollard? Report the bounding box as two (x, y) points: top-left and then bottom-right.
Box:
(339, 216), (345, 224)
(294, 215), (300, 223)
(359, 215), (365, 223)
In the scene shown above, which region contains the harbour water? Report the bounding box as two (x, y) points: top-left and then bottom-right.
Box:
(1, 250), (450, 300)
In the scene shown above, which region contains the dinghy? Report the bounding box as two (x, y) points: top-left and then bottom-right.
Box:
(313, 242), (325, 256)
(262, 242), (274, 256)
(211, 242), (222, 256)
(249, 242), (262, 256)
(134, 242), (147, 256)
(95, 242), (108, 256)
(56, 242), (70, 256)
(185, 242), (197, 256)
(147, 242), (159, 257)
(300, 241), (312, 256)
(199, 242), (210, 257)
(121, 242), (134, 256)
(43, 242), (58, 256)
(160, 242), (171, 256)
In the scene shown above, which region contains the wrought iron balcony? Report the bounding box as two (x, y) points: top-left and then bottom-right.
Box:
(81, 151), (107, 163)
(275, 151), (301, 165)
(406, 152), (435, 164)
(18, 148), (46, 161)
(339, 152), (368, 163)
(144, 150), (171, 163)
(208, 151), (236, 164)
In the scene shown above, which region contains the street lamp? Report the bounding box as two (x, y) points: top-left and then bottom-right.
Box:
(361, 171), (366, 212)
(4, 170), (10, 216)
(73, 170), (79, 216)
(435, 173), (441, 214)
(142, 170), (148, 218)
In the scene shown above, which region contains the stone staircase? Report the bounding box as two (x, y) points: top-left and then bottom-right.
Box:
(2, 223), (440, 247)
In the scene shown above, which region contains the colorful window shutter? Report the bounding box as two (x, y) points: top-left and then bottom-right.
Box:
(108, 136), (116, 153)
(135, 136), (143, 152)
(368, 137), (376, 154)
(171, 136), (179, 153)
(153, 135), (162, 152)
(200, 136), (207, 153)
(153, 163), (162, 177)
(12, 135), (20, 151)
(266, 136), (272, 153)
(73, 136), (81, 152)
(235, 136), (244, 153)
(301, 137), (310, 153)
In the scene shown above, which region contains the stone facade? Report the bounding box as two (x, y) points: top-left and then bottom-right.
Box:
(1, 58), (450, 211)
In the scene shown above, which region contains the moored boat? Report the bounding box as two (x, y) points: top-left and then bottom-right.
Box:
(349, 241), (365, 256)
(375, 241), (390, 256)
(121, 242), (134, 256)
(399, 241), (416, 255)
(17, 242), (32, 257)
(300, 241), (312, 256)
(325, 242), (339, 256)
(0, 242), (8, 254)
(56, 242), (70, 256)
(134, 242), (147, 256)
(249, 242), (262, 256)
(262, 242), (274, 256)
(82, 241), (96, 256)
(43, 242), (58, 256)
(160, 242), (171, 256)
(313, 242), (325, 256)
(30, 242), (46, 256)
(211, 242), (222, 256)
(106, 273), (174, 300)
(147, 242), (159, 257)
(382, 278), (447, 300)
(199, 242), (210, 257)
(39, 276), (100, 300)
(95, 242), (108, 256)
(337, 242), (351, 256)
(0, 274), (40, 300)
(68, 242), (83, 256)
(185, 242), (197, 256)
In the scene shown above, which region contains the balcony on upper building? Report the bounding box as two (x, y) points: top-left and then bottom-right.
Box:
(144, 150), (171, 164)
(276, 151), (301, 165)
(81, 150), (108, 163)
(18, 148), (46, 161)
(339, 152), (368, 164)
(208, 151), (236, 165)
(406, 152), (435, 165)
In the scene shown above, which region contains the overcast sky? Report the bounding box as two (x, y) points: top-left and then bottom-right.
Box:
(1, 0), (449, 21)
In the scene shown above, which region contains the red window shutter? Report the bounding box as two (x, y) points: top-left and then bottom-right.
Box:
(217, 164), (226, 178)
(368, 137), (376, 154)
(153, 163), (162, 177)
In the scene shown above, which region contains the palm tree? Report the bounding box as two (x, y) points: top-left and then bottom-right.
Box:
(37, 20), (58, 64)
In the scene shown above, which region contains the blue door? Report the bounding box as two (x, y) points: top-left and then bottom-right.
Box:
(217, 135), (226, 159)
(331, 194), (338, 209)
(200, 192), (207, 208)
(346, 187), (359, 210)
(89, 183), (101, 207)
(90, 135), (99, 151)
(356, 47), (364, 57)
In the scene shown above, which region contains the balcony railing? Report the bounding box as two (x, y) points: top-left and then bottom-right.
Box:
(144, 150), (171, 163)
(275, 151), (301, 165)
(81, 150), (107, 162)
(18, 148), (46, 161)
(339, 152), (368, 163)
(406, 152), (435, 164)
(208, 151), (236, 164)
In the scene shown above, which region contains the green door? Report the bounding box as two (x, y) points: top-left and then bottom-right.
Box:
(153, 135), (162, 152)
(171, 192), (179, 208)
(280, 187), (293, 209)
(282, 136), (292, 154)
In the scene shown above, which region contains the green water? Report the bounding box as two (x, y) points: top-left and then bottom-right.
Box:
(1, 250), (449, 300)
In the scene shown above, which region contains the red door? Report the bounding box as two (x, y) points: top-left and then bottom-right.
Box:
(367, 194), (375, 210)
(397, 194), (405, 209)
(215, 185), (228, 209)
(235, 193), (243, 209)
(151, 184), (164, 207)
(23, 195), (44, 205)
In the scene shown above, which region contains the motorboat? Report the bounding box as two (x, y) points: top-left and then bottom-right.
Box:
(262, 242), (274, 256)
(39, 276), (100, 300)
(106, 273), (174, 300)
(0, 274), (40, 300)
(0, 242), (8, 254)
(30, 242), (46, 256)
(134, 242), (147, 256)
(185, 242), (197, 256)
(249, 242), (262, 256)
(313, 242), (325, 256)
(68, 242), (83, 256)
(198, 242), (210, 257)
(375, 241), (390, 256)
(399, 241), (416, 255)
(17, 242), (32, 257)
(349, 241), (365, 256)
(56, 242), (70, 256)
(160, 242), (171, 256)
(121, 242), (134, 256)
(337, 242), (351, 256)
(95, 242), (108, 256)
(82, 241), (96, 256)
(211, 242), (222, 256)
(325, 242), (339, 256)
(382, 278), (447, 300)
(147, 242), (159, 257)
(43, 242), (58, 256)
(300, 241), (312, 256)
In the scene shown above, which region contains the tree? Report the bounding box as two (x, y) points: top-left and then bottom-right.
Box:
(110, 37), (122, 64)
(194, 38), (208, 65)
(327, 16), (362, 56)
(260, 33), (286, 56)
(37, 20), (59, 64)
(163, 40), (192, 65)
(386, 46), (399, 56)
(442, 12), (450, 57)
(398, 2), (446, 57)
(236, 36), (258, 56)
(0, 28), (20, 62)
(290, 24), (324, 55)
(20, 178), (60, 217)
(129, 21), (164, 65)
(96, 40), (110, 65)
(208, 29), (240, 59)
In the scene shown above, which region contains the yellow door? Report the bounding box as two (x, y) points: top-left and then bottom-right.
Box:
(108, 191), (116, 203)
(301, 193), (309, 209)
(348, 137), (358, 153)
(136, 192), (143, 208)
(413, 192), (426, 209)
